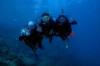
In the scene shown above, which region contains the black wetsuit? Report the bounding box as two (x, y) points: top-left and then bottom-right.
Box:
(19, 27), (43, 51)
(55, 15), (72, 41)
(39, 20), (55, 43)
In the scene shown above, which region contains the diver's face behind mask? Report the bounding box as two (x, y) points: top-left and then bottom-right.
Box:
(42, 15), (50, 23)
(59, 17), (66, 23)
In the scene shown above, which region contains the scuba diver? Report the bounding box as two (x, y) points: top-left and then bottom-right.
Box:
(38, 12), (55, 43)
(19, 21), (43, 52)
(55, 14), (77, 48)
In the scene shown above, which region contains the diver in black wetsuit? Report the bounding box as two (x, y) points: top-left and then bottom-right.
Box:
(55, 14), (77, 40)
(19, 21), (43, 52)
(55, 14), (77, 48)
(55, 15), (71, 40)
(38, 12), (55, 43)
(55, 9), (77, 39)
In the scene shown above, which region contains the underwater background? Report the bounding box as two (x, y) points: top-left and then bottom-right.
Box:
(0, 0), (100, 66)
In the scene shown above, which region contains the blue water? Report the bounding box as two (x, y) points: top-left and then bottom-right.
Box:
(0, 0), (100, 66)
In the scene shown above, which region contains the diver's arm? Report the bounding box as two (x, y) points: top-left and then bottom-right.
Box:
(18, 28), (30, 41)
(36, 25), (42, 32)
(69, 18), (78, 25)
(21, 28), (30, 36)
(70, 20), (77, 25)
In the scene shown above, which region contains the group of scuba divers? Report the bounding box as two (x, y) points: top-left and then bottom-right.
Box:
(19, 12), (77, 52)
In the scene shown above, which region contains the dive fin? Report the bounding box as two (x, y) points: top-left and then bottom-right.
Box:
(63, 41), (69, 48)
(66, 44), (69, 48)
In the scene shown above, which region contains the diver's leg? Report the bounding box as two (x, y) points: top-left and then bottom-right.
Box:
(37, 41), (43, 49)
(59, 34), (66, 41)
(38, 42), (43, 49)
(37, 41), (44, 50)
(30, 43), (37, 52)
(64, 34), (70, 48)
(64, 41), (69, 48)
(46, 35), (53, 44)
(59, 34), (69, 48)
(64, 38), (69, 48)
(31, 44), (39, 65)
(37, 37), (44, 49)
(48, 36), (53, 43)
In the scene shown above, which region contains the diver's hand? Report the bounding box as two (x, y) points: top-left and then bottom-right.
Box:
(20, 28), (30, 36)
(70, 18), (77, 25)
(49, 30), (54, 35)
(37, 26), (42, 32)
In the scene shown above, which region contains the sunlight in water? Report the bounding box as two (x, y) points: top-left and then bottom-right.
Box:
(32, 0), (85, 13)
